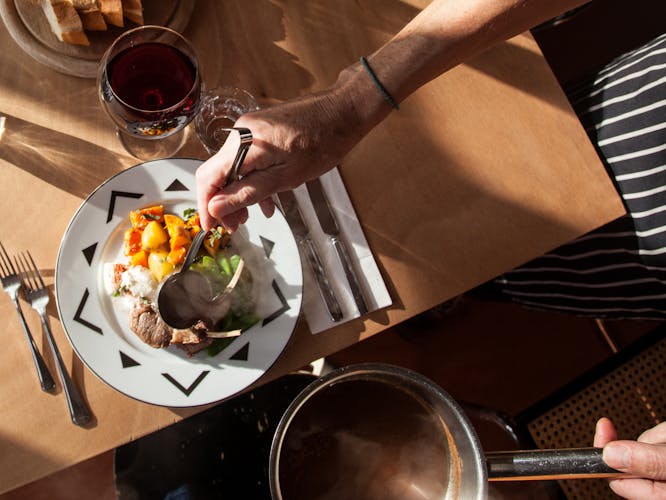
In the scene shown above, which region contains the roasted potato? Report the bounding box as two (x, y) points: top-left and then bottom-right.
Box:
(148, 250), (174, 281)
(141, 220), (169, 251)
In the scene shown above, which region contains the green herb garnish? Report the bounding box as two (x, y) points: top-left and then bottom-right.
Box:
(208, 227), (223, 247)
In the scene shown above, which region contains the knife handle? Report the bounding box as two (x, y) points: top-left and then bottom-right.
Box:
(299, 236), (344, 322)
(332, 236), (369, 315)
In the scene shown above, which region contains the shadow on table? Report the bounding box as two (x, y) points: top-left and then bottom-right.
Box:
(465, 36), (575, 114)
(0, 114), (130, 200)
(7, 264), (98, 430)
(192, 0), (420, 103)
(0, 433), (63, 497)
(190, 0), (317, 102)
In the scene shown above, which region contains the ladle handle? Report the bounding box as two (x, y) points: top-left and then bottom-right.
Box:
(221, 127), (252, 186)
(182, 229), (206, 271)
(184, 127), (250, 271)
(486, 447), (624, 481)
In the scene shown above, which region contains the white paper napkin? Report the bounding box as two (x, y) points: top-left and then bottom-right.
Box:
(289, 168), (392, 334)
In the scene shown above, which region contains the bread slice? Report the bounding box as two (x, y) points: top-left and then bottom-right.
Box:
(79, 9), (107, 30)
(98, 0), (123, 27)
(121, 0), (143, 25)
(41, 0), (90, 46)
(70, 0), (107, 31)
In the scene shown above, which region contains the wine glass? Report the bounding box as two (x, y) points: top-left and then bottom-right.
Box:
(194, 86), (259, 155)
(98, 25), (202, 160)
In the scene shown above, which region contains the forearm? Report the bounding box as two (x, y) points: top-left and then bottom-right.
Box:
(196, 0), (592, 229)
(335, 0), (590, 132)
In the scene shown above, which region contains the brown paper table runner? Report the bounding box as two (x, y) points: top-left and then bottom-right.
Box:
(0, 0), (624, 493)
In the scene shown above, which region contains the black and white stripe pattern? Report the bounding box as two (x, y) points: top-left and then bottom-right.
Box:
(497, 33), (666, 319)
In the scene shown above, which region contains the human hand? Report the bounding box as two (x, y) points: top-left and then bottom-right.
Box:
(594, 417), (666, 499)
(195, 78), (370, 232)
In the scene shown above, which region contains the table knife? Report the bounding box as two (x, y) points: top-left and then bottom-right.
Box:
(306, 178), (369, 315)
(278, 190), (343, 322)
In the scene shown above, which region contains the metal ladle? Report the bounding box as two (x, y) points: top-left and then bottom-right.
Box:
(156, 127), (252, 329)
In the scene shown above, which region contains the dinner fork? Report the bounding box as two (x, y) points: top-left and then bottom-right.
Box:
(15, 251), (91, 426)
(0, 242), (55, 392)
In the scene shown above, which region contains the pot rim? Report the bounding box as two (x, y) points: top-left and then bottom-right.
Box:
(268, 362), (488, 500)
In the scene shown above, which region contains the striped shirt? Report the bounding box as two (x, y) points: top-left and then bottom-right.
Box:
(497, 32), (666, 319)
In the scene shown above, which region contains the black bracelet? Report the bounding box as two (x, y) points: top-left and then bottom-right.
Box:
(359, 56), (400, 110)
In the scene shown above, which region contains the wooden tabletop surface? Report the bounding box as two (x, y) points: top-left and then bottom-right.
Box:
(0, 0), (625, 493)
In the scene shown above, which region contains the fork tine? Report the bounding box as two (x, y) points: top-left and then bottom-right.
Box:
(14, 253), (34, 291)
(0, 241), (15, 276)
(26, 251), (47, 289)
(0, 250), (7, 277)
(14, 253), (28, 289)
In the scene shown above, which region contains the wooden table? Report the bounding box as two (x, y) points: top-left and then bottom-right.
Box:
(0, 0), (624, 493)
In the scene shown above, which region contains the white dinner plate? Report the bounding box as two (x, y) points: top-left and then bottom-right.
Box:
(55, 158), (302, 407)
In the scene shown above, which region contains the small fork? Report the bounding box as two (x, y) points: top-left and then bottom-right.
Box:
(16, 251), (91, 426)
(0, 242), (55, 392)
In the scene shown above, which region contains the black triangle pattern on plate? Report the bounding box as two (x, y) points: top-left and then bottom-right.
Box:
(73, 289), (103, 335)
(263, 279), (289, 326)
(82, 243), (97, 266)
(229, 342), (250, 361)
(165, 179), (189, 191)
(107, 190), (143, 223)
(260, 236), (275, 258)
(119, 351), (140, 368)
(162, 371), (210, 396)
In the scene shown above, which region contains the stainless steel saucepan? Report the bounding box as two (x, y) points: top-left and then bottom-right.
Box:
(269, 363), (623, 500)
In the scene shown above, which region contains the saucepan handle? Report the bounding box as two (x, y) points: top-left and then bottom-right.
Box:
(486, 447), (624, 481)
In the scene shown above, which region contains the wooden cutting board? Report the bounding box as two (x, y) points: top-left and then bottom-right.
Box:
(0, 0), (195, 78)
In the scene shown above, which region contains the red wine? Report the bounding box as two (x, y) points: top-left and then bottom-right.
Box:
(108, 42), (196, 111)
